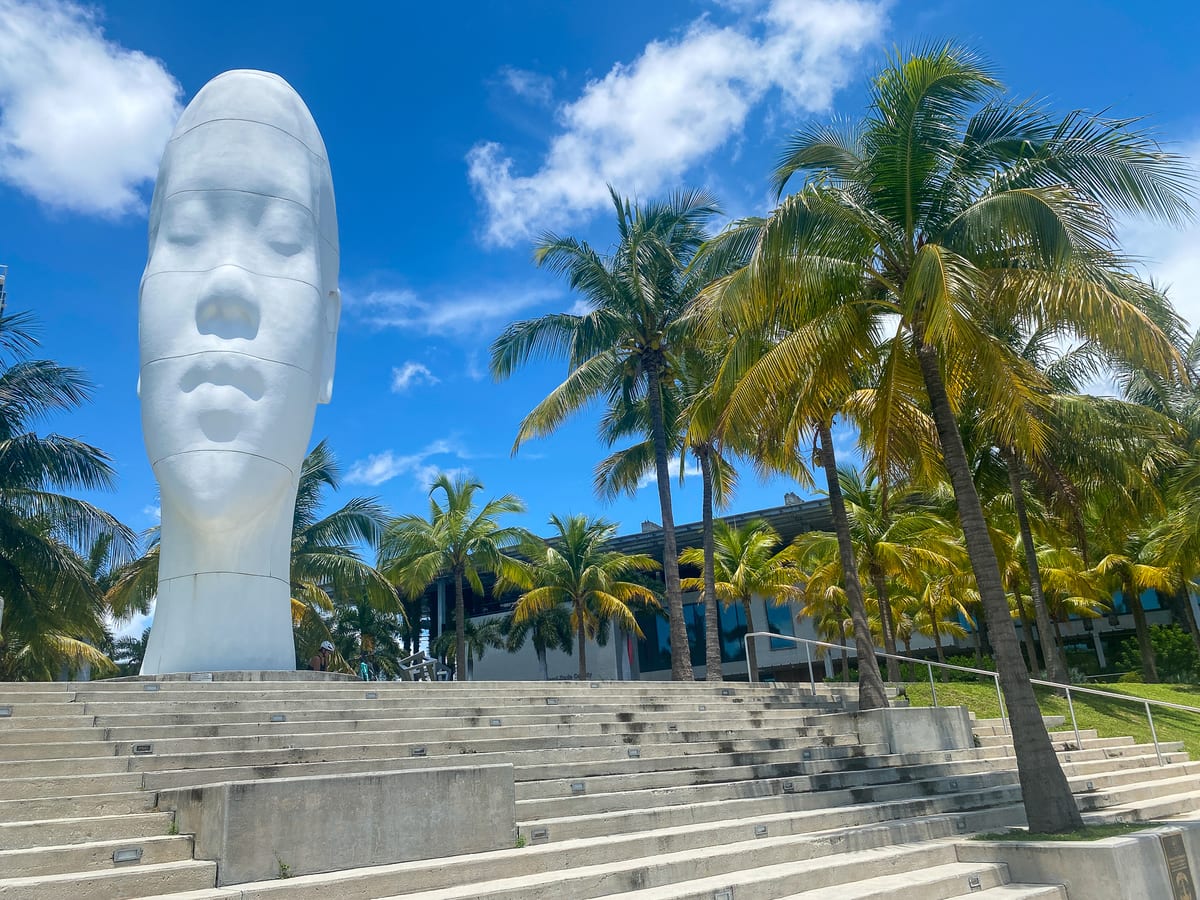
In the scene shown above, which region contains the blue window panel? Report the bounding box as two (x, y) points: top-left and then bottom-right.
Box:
(766, 602), (796, 650)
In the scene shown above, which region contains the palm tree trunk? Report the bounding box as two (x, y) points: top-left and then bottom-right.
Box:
(699, 447), (723, 681)
(1005, 452), (1068, 683)
(1016, 589), (1040, 676)
(453, 569), (467, 679)
(741, 594), (758, 680)
(915, 338), (1081, 833)
(577, 604), (588, 681)
(926, 593), (947, 676)
(838, 621), (849, 683)
(1125, 578), (1159, 683)
(869, 563), (900, 682)
(817, 418), (888, 711)
(647, 361), (693, 681)
(537, 645), (550, 681)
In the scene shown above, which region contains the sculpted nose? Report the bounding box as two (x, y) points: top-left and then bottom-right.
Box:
(196, 265), (260, 341)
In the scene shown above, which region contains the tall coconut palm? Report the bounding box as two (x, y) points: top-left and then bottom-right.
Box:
(680, 519), (801, 681)
(0, 312), (136, 680)
(491, 188), (722, 681)
(382, 474), (529, 677)
(594, 345), (741, 681)
(512, 514), (659, 680)
(703, 45), (1191, 832)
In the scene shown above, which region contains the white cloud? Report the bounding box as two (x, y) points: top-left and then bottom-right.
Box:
(499, 66), (554, 105)
(390, 361), (439, 393)
(638, 462), (702, 490)
(345, 439), (471, 488)
(468, 0), (887, 245)
(142, 503), (161, 522)
(0, 0), (182, 215)
(345, 284), (562, 337)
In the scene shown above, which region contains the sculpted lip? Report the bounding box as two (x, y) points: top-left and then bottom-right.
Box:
(179, 357), (266, 401)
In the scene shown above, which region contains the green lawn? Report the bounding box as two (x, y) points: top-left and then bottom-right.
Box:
(902, 680), (1200, 759)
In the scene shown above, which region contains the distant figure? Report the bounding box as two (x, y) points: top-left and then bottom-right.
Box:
(309, 641), (335, 672)
(359, 657), (370, 681)
(138, 70), (340, 675)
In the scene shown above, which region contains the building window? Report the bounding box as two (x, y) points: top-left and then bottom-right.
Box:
(766, 602), (796, 650)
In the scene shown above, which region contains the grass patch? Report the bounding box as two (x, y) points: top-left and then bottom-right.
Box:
(973, 822), (1165, 842)
(901, 681), (1200, 759)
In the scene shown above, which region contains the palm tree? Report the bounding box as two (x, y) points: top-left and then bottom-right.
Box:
(680, 519), (801, 681)
(796, 468), (960, 682)
(491, 188), (722, 681)
(512, 514), (659, 680)
(0, 311), (136, 680)
(595, 346), (740, 681)
(501, 604), (574, 681)
(382, 474), (529, 677)
(431, 615), (507, 680)
(703, 45), (1192, 832)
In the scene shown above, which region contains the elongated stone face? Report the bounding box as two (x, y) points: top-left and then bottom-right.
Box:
(138, 71), (339, 673)
(139, 69), (339, 527)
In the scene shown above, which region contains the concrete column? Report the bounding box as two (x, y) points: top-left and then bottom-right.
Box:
(614, 625), (626, 681)
(1093, 630), (1107, 668)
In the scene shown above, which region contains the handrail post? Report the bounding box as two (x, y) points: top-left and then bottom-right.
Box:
(744, 634), (754, 684)
(994, 675), (1008, 734)
(1146, 700), (1163, 766)
(1065, 688), (1081, 748)
(928, 662), (937, 708)
(805, 641), (815, 696)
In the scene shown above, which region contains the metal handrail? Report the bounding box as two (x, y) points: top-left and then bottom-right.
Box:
(743, 631), (1200, 766)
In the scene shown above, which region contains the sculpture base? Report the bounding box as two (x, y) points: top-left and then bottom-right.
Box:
(103, 670), (359, 683)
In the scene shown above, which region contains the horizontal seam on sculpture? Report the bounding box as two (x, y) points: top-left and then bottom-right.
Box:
(152, 448), (298, 479)
(167, 117), (328, 165)
(155, 189), (339, 251)
(158, 572), (290, 583)
(141, 265), (323, 294)
(140, 349), (315, 377)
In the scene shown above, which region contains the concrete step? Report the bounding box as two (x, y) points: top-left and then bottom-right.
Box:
(0, 858), (216, 900)
(136, 741), (890, 795)
(516, 768), (1021, 821)
(1076, 772), (1200, 812)
(780, 860), (1013, 898)
(943, 888), (1066, 899)
(0, 834), (194, 877)
(518, 783), (1024, 844)
(0, 726), (864, 779)
(0, 790), (157, 823)
(976, 733), (1135, 750)
(1088, 787), (1200, 822)
(0, 811), (175, 850)
(1068, 759), (1200, 795)
(0, 771), (145, 804)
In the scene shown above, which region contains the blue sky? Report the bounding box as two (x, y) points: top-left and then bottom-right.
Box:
(2, 0), (1198, 573)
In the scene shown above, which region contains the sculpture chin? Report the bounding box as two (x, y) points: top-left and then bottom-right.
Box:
(156, 450), (294, 530)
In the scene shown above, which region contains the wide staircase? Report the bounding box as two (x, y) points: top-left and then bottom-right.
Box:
(0, 679), (1196, 899)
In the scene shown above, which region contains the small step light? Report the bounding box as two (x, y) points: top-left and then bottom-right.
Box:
(753, 824), (768, 837)
(781, 782), (797, 794)
(270, 714), (286, 723)
(949, 779), (959, 790)
(698, 704), (707, 711)
(570, 782), (585, 794)
(720, 688), (733, 696)
(667, 724), (678, 732)
(802, 749), (813, 760)
(590, 682), (600, 688)
(365, 691), (378, 700)
(0, 705), (11, 717)
(956, 816), (968, 833)
(188, 672), (213, 682)
(1085, 780), (1096, 791)
(545, 697), (559, 705)
(529, 827), (549, 843)
(411, 746), (427, 757)
(967, 873), (982, 891)
(489, 718), (502, 727)
(714, 889), (734, 900)
(132, 744), (153, 755)
(142, 684), (160, 692)
(113, 847), (143, 864)
(627, 748), (640, 758)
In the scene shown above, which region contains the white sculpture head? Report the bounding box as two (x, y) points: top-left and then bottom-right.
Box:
(139, 70), (339, 529)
